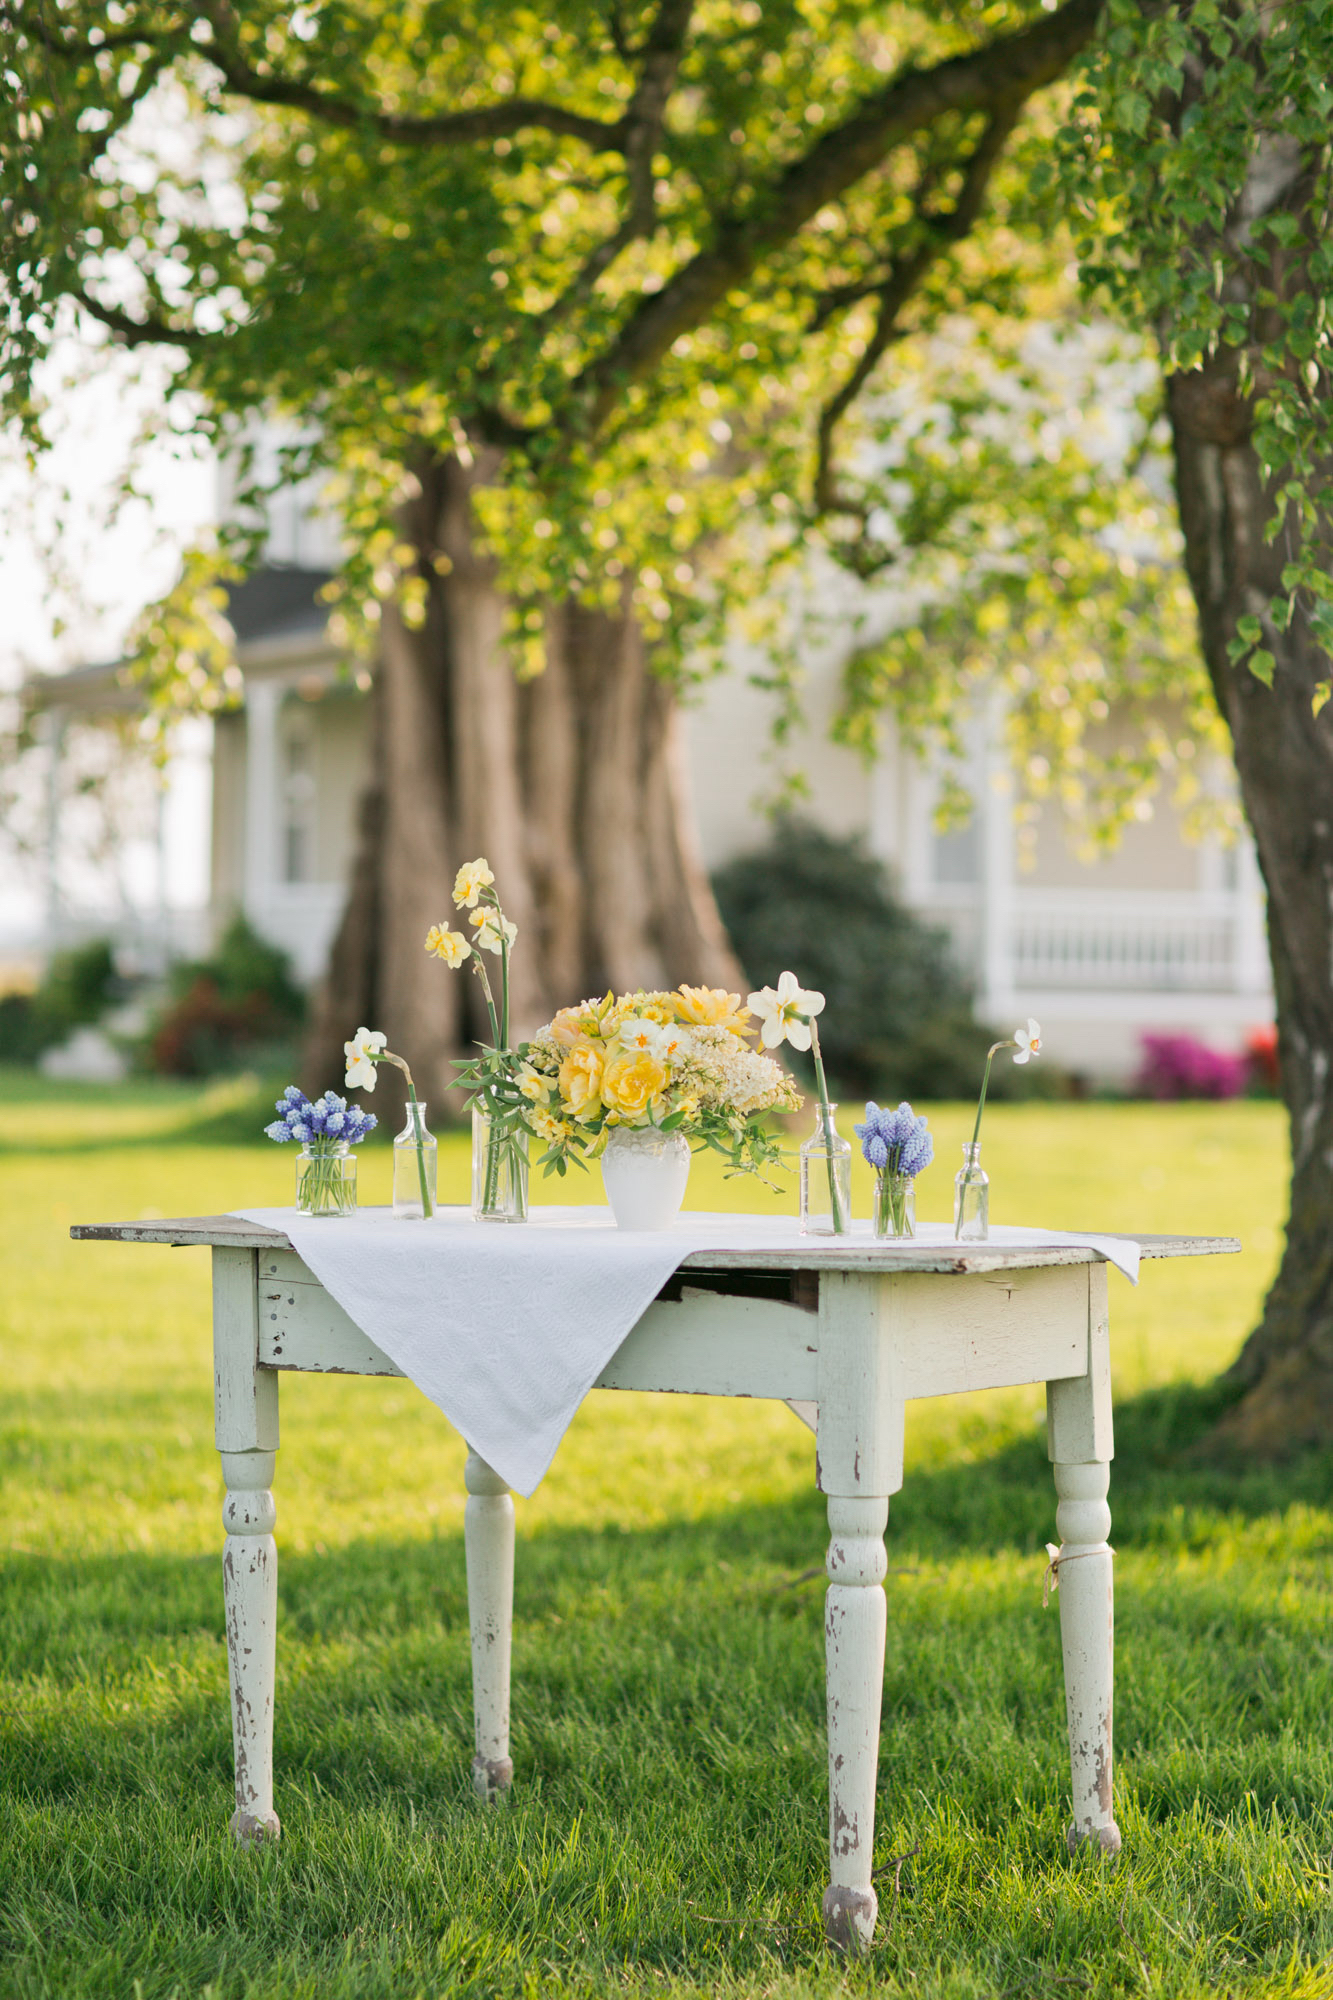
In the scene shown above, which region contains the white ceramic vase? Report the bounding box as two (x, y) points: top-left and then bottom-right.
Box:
(600, 1125), (691, 1230)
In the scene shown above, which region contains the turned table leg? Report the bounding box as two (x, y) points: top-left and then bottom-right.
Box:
(464, 1448), (515, 1800)
(824, 1494), (890, 1950)
(213, 1246), (280, 1844)
(1047, 1264), (1119, 1857)
(221, 1449), (281, 1843)
(1051, 1460), (1119, 1855)
(815, 1271), (906, 1952)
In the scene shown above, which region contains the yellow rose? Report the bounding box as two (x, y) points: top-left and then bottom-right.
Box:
(558, 1042), (605, 1119)
(675, 985), (752, 1036)
(601, 1047), (668, 1119)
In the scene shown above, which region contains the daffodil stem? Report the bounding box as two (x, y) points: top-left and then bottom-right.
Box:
(969, 1040), (1012, 1156)
(406, 1083), (432, 1219)
(810, 1021), (847, 1235)
(499, 934), (510, 1052)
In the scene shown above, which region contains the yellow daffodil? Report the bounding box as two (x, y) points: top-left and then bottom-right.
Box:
(473, 910), (518, 956)
(452, 857), (495, 909)
(425, 924), (472, 968)
(675, 986), (752, 1036)
(517, 1065), (551, 1103)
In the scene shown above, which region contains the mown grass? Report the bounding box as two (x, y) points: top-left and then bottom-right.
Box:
(3, 1075), (1332, 1999)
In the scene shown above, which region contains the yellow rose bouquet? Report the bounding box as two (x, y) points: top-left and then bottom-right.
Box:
(502, 984), (801, 1181)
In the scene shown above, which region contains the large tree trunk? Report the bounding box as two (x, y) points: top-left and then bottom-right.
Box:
(304, 455), (742, 1120)
(1165, 142), (1333, 1453)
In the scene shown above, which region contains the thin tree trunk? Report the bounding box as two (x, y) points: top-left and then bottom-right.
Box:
(303, 454), (744, 1110)
(1164, 144), (1333, 1453)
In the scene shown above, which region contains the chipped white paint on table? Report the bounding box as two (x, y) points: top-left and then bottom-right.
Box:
(72, 1213), (1238, 1952)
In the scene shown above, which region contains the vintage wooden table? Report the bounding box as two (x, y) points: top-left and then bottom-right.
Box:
(73, 1212), (1237, 1950)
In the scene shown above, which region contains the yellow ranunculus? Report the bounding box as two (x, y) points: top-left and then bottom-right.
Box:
(558, 1042), (605, 1119)
(601, 1047), (668, 1119)
(675, 985), (752, 1035)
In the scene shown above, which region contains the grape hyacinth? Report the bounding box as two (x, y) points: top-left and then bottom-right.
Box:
(265, 1087), (375, 1215)
(855, 1100), (933, 1239)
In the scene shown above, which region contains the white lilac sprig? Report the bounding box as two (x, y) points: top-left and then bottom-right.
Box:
(957, 1017), (1042, 1239)
(343, 1028), (434, 1219)
(265, 1087), (375, 1216)
(855, 1100), (933, 1239)
(748, 970), (847, 1234)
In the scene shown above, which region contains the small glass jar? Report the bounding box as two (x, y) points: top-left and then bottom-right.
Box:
(393, 1099), (437, 1219)
(472, 1104), (529, 1224)
(296, 1141), (356, 1218)
(874, 1171), (916, 1239)
(800, 1102), (852, 1236)
(954, 1141), (989, 1240)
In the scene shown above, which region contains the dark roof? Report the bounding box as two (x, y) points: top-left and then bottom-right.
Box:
(22, 564), (338, 711)
(226, 565), (334, 644)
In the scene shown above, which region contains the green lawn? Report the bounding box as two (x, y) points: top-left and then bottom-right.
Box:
(3, 1075), (1332, 1999)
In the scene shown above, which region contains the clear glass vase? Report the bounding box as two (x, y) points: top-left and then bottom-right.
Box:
(393, 1099), (437, 1219)
(472, 1104), (529, 1223)
(954, 1141), (989, 1240)
(874, 1171), (916, 1239)
(800, 1102), (852, 1236)
(296, 1141), (356, 1218)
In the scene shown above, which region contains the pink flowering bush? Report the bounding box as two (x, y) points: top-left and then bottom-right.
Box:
(1133, 1034), (1247, 1101)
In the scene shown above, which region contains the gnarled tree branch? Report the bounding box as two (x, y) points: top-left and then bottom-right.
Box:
(813, 104), (1021, 544)
(575, 0), (1103, 432)
(196, 0), (625, 153)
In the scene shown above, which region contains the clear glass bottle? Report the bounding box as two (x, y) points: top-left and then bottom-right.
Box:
(296, 1141), (356, 1218)
(954, 1141), (989, 1240)
(393, 1099), (438, 1219)
(472, 1103), (529, 1223)
(800, 1102), (852, 1236)
(874, 1171), (916, 1239)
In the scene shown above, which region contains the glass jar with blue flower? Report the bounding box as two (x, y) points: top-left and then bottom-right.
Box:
(265, 1087), (377, 1217)
(855, 1101), (934, 1239)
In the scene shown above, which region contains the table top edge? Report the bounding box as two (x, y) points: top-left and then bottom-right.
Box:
(69, 1214), (1243, 1267)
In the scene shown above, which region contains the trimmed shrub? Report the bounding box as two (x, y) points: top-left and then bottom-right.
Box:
(148, 916), (305, 1077)
(0, 939), (119, 1064)
(712, 820), (1057, 1101)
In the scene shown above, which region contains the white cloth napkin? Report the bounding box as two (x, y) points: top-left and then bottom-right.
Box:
(233, 1206), (1139, 1496)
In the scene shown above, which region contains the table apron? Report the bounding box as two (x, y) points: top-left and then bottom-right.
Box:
(255, 1256), (1091, 1407)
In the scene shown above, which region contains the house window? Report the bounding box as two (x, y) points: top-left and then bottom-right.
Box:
(281, 724), (316, 884)
(932, 820), (980, 886)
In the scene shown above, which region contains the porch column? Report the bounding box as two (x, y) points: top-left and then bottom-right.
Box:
(243, 679), (281, 935)
(980, 693), (1016, 1021)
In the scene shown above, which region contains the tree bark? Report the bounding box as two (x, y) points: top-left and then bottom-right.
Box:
(304, 454), (743, 1116)
(1164, 149), (1333, 1454)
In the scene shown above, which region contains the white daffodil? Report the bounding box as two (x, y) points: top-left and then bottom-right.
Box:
(474, 910), (518, 956)
(452, 857), (495, 909)
(1012, 1018), (1042, 1064)
(747, 970), (826, 1052)
(344, 1025), (387, 1091)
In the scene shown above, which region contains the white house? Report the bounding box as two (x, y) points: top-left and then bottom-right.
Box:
(22, 544), (1271, 1084)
